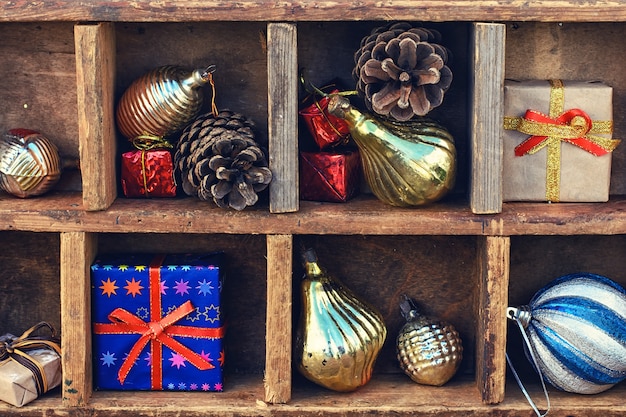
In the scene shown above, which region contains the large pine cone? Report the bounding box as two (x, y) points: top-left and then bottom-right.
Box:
(174, 110), (272, 210)
(353, 22), (453, 121)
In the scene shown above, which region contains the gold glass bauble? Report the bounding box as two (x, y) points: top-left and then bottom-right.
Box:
(295, 248), (387, 392)
(396, 295), (463, 386)
(327, 94), (456, 207)
(116, 65), (215, 141)
(0, 129), (62, 198)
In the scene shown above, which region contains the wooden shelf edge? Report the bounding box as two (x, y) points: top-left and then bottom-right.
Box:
(5, 193), (626, 235)
(4, 377), (624, 416)
(2, 1), (626, 23)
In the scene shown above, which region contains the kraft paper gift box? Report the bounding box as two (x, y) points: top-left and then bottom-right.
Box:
(0, 323), (62, 407)
(91, 253), (224, 391)
(503, 79), (620, 202)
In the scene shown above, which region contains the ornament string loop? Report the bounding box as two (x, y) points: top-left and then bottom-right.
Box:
(203, 66), (219, 118)
(506, 307), (551, 417)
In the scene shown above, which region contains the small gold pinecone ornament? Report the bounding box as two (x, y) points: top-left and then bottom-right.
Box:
(396, 295), (463, 386)
(353, 22), (453, 121)
(174, 110), (272, 210)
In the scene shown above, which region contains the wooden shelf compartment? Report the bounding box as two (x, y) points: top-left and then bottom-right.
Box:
(289, 234), (507, 405)
(0, 22), (82, 196)
(503, 21), (626, 202)
(56, 232), (270, 407)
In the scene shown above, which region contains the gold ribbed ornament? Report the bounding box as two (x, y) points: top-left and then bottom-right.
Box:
(327, 94), (456, 207)
(0, 129), (62, 198)
(116, 65), (216, 142)
(295, 248), (387, 392)
(396, 295), (463, 386)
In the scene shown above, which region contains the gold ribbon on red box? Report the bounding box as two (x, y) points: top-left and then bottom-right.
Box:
(504, 80), (620, 202)
(93, 255), (224, 389)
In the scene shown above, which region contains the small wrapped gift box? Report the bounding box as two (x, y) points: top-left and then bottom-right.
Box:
(300, 150), (361, 203)
(299, 89), (351, 150)
(121, 149), (177, 197)
(503, 79), (620, 202)
(91, 253), (224, 391)
(0, 322), (62, 407)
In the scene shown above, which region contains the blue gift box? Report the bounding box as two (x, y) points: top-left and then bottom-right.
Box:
(91, 253), (224, 391)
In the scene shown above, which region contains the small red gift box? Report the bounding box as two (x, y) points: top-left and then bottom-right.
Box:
(121, 149), (176, 197)
(300, 150), (361, 203)
(299, 89), (351, 149)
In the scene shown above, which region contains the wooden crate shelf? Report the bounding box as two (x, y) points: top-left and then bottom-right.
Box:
(1, 2), (626, 416)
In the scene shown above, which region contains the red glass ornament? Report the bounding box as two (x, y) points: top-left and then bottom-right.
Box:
(299, 89), (351, 149)
(300, 150), (361, 203)
(120, 149), (176, 197)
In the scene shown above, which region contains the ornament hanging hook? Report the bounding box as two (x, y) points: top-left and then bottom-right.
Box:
(506, 309), (551, 417)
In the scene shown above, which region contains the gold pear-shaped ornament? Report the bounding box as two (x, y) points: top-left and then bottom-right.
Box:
(396, 295), (463, 386)
(295, 248), (387, 392)
(327, 94), (456, 207)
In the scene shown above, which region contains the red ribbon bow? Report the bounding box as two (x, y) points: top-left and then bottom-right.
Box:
(94, 301), (222, 385)
(514, 109), (611, 157)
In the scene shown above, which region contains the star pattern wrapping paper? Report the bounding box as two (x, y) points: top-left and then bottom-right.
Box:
(91, 253), (224, 391)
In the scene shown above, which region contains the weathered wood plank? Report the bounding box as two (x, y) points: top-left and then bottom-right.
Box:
(469, 23), (505, 214)
(8, 194), (626, 236)
(267, 23), (298, 213)
(60, 231), (97, 406)
(476, 235), (509, 404)
(75, 23), (117, 211)
(2, 1), (626, 22)
(265, 234), (293, 403)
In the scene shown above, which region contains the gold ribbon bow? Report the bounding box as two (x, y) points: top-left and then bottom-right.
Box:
(503, 80), (620, 202)
(0, 322), (61, 396)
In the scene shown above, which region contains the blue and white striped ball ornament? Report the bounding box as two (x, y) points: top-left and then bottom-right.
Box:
(508, 273), (626, 394)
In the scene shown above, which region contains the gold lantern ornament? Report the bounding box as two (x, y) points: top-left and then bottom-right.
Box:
(295, 248), (387, 392)
(116, 65), (217, 143)
(396, 295), (463, 386)
(0, 129), (63, 198)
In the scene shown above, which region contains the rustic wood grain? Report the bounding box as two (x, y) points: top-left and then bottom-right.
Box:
(0, 232), (60, 333)
(8, 193), (626, 236)
(476, 235), (509, 404)
(2, 1), (626, 22)
(469, 23), (505, 214)
(75, 23), (117, 211)
(2, 375), (625, 416)
(59, 231), (97, 406)
(3, 4), (626, 417)
(267, 23), (299, 213)
(265, 235), (293, 403)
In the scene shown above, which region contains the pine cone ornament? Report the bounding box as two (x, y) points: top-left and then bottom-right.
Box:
(353, 22), (453, 121)
(174, 110), (272, 210)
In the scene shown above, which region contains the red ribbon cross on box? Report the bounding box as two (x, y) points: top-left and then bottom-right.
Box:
(93, 255), (224, 389)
